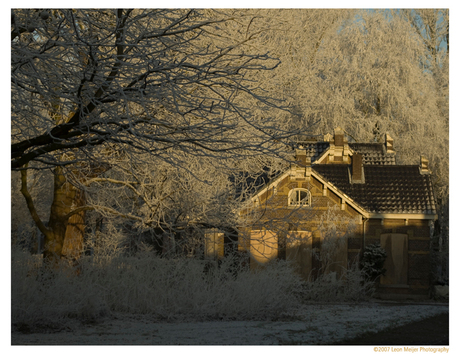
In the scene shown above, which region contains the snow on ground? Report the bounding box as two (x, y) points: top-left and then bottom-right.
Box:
(12, 302), (448, 345)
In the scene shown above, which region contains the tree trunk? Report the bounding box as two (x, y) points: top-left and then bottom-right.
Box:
(61, 188), (86, 260)
(21, 164), (102, 265)
(45, 166), (81, 263)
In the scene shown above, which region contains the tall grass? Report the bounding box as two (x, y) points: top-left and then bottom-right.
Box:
(300, 264), (376, 302)
(12, 247), (375, 329)
(12, 248), (303, 327)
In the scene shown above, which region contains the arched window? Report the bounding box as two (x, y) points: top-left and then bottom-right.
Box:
(288, 188), (311, 207)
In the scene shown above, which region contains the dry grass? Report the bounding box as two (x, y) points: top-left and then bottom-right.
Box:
(12, 247), (374, 330)
(12, 249), (302, 327)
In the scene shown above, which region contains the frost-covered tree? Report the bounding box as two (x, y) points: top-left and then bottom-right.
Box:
(399, 9), (449, 266)
(11, 9), (302, 262)
(11, 9), (449, 266)
(256, 9), (448, 223)
(253, 9), (447, 195)
(241, 9), (357, 132)
(316, 204), (358, 275)
(78, 151), (273, 257)
(248, 9), (448, 283)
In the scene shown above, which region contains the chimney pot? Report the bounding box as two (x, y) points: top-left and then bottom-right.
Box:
(420, 156), (430, 174)
(385, 133), (395, 154)
(323, 133), (333, 142)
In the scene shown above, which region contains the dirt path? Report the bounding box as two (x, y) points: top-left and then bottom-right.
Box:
(337, 312), (449, 345)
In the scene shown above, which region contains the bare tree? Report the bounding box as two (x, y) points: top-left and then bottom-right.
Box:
(398, 9), (449, 274)
(11, 9), (302, 262)
(256, 10), (448, 199)
(243, 10), (448, 285)
(12, 9), (448, 267)
(240, 9), (357, 133)
(254, 9), (449, 284)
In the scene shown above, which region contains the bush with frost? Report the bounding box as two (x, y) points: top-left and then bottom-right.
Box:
(300, 263), (375, 302)
(360, 243), (387, 281)
(12, 249), (303, 327)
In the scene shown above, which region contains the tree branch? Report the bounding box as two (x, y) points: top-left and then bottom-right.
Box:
(63, 205), (95, 220)
(20, 165), (51, 237)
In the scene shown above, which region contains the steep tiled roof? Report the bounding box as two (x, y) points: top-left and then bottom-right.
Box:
(244, 138), (435, 215)
(295, 142), (330, 163)
(312, 165), (437, 214)
(245, 163), (437, 215)
(349, 143), (396, 165)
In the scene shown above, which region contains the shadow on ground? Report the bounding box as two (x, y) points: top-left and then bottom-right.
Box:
(336, 313), (449, 345)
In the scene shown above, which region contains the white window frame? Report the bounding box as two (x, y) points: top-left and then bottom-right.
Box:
(288, 188), (311, 207)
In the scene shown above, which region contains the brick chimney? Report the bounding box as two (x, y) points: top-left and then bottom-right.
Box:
(327, 127), (350, 164)
(420, 156), (430, 174)
(351, 153), (365, 183)
(334, 127), (345, 146)
(292, 149), (311, 179)
(295, 149), (307, 167)
(385, 133), (395, 154)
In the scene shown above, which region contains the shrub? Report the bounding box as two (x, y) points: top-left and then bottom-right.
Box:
(300, 263), (375, 302)
(360, 243), (387, 281)
(12, 249), (304, 328)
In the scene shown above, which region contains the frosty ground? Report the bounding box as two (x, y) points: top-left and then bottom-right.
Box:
(12, 301), (448, 345)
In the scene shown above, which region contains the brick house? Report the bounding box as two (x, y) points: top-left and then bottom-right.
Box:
(236, 127), (437, 299)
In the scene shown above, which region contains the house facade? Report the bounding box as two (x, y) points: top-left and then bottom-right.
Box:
(238, 127), (437, 299)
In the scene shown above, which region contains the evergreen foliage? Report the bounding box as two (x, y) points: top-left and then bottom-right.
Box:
(360, 243), (387, 281)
